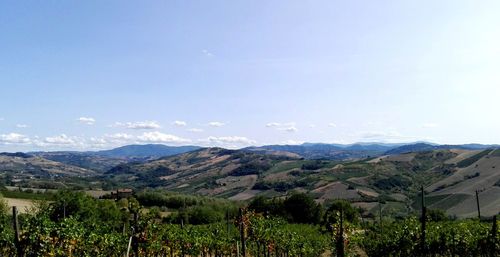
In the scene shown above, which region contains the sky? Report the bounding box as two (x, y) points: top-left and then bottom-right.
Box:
(1, 0), (500, 151)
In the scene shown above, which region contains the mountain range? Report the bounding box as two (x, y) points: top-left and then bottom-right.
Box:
(2, 142), (499, 218)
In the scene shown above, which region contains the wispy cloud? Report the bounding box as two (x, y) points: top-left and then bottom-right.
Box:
(328, 123), (337, 128)
(266, 122), (297, 132)
(208, 121), (225, 127)
(77, 117), (96, 125)
(42, 134), (77, 146)
(359, 131), (429, 143)
(281, 139), (304, 145)
(137, 131), (191, 144)
(0, 133), (31, 144)
(199, 136), (256, 148)
(202, 49), (214, 57)
(16, 124), (29, 128)
(172, 120), (187, 127)
(113, 121), (161, 130)
(188, 128), (204, 133)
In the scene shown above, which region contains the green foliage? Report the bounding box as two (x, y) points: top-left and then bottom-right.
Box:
(361, 217), (499, 256)
(374, 175), (412, 190)
(427, 208), (450, 222)
(323, 200), (360, 227)
(457, 149), (492, 168)
(0, 189), (55, 201)
(283, 193), (323, 224)
(135, 190), (201, 209)
(252, 180), (308, 192)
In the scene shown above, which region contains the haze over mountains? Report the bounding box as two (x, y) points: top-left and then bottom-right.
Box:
(1, 142), (499, 218)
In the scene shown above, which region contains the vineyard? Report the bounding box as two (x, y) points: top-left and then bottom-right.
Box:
(0, 191), (498, 257)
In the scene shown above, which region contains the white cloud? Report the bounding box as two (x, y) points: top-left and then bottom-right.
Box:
(279, 126), (298, 132)
(105, 133), (134, 141)
(172, 120), (187, 127)
(422, 123), (438, 128)
(16, 124), (29, 128)
(200, 136), (256, 148)
(281, 140), (304, 145)
(137, 131), (191, 144)
(309, 124), (316, 128)
(266, 122), (297, 132)
(202, 49), (214, 57)
(208, 121), (225, 127)
(113, 121), (161, 130)
(359, 131), (429, 143)
(77, 117), (96, 125)
(43, 134), (76, 145)
(266, 122), (281, 127)
(0, 133), (31, 144)
(328, 123), (337, 128)
(188, 128), (204, 133)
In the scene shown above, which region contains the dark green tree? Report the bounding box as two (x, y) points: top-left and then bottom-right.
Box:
(283, 193), (322, 224)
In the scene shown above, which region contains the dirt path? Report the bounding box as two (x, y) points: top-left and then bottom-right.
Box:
(4, 198), (35, 213)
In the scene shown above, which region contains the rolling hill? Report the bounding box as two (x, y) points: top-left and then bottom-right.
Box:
(4, 143), (499, 218)
(0, 152), (95, 177)
(244, 143), (398, 160)
(32, 144), (203, 172)
(102, 147), (500, 218)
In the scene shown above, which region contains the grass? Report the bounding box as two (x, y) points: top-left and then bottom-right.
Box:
(431, 194), (471, 210)
(0, 189), (56, 201)
(456, 149), (492, 168)
(490, 149), (500, 156)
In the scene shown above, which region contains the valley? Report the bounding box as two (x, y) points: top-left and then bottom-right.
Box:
(1, 143), (499, 219)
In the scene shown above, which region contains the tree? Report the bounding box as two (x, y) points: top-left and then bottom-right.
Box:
(283, 193), (322, 224)
(323, 200), (359, 229)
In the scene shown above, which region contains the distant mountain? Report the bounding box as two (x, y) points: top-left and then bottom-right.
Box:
(0, 152), (95, 177)
(33, 151), (128, 172)
(32, 144), (203, 172)
(95, 144), (202, 158)
(244, 143), (398, 160)
(103, 147), (500, 217)
(385, 143), (500, 155)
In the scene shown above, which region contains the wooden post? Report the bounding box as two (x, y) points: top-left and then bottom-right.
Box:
(378, 201), (383, 230)
(133, 212), (139, 257)
(239, 208), (246, 257)
(421, 186), (426, 256)
(227, 210), (230, 236)
(491, 215), (497, 256)
(475, 190), (481, 219)
(337, 206), (345, 257)
(12, 206), (22, 257)
(236, 241), (240, 257)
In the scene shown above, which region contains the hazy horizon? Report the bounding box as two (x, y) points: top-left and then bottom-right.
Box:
(2, 1), (500, 152)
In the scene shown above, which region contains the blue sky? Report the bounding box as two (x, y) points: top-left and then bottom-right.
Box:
(1, 0), (500, 151)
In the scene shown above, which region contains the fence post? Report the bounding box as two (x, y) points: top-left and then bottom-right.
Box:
(239, 208), (246, 257)
(420, 186), (426, 256)
(475, 190), (481, 220)
(336, 206), (345, 257)
(491, 215), (497, 256)
(379, 201), (383, 231)
(12, 206), (22, 257)
(133, 212), (139, 257)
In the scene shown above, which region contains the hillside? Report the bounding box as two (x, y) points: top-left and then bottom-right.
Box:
(32, 144), (203, 172)
(0, 153), (95, 177)
(245, 143), (396, 160)
(104, 147), (500, 218)
(33, 152), (128, 172)
(95, 144), (202, 158)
